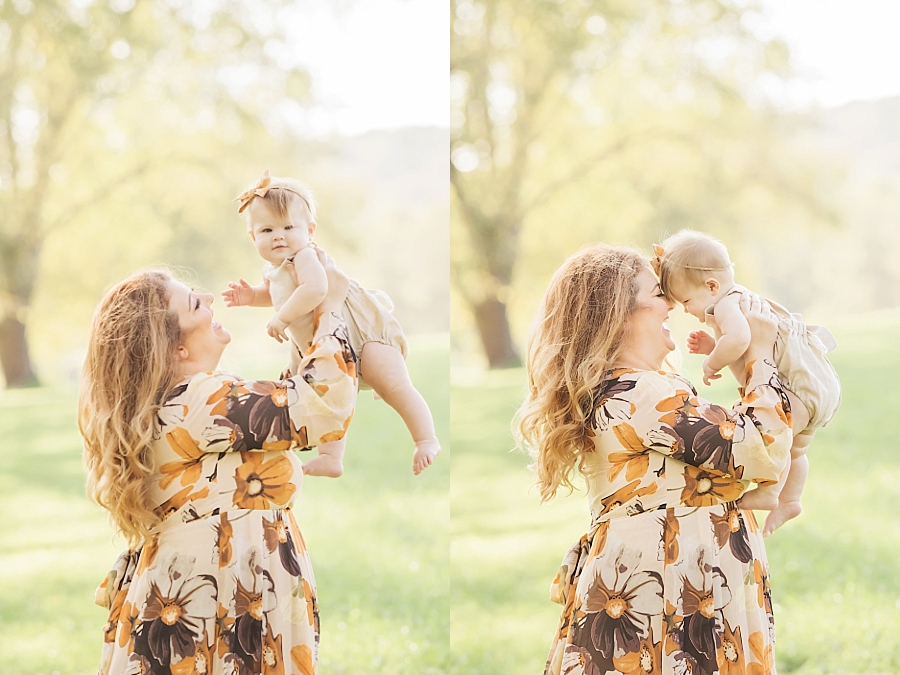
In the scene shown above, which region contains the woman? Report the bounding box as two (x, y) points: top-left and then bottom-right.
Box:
(79, 251), (356, 675)
(517, 245), (792, 675)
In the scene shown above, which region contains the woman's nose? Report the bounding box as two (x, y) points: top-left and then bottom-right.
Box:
(202, 292), (214, 305)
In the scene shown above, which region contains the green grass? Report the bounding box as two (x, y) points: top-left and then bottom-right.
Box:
(450, 310), (900, 675)
(0, 335), (449, 675)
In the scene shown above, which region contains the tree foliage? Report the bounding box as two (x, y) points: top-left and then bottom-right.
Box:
(450, 0), (838, 368)
(0, 0), (308, 386)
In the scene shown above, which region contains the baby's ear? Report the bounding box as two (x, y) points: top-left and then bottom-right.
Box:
(308, 221), (317, 237)
(705, 277), (720, 293)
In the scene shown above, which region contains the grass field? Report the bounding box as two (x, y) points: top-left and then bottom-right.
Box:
(0, 335), (449, 675)
(450, 310), (900, 675)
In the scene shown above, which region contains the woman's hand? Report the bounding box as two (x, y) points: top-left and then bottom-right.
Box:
(286, 246), (350, 316)
(741, 292), (777, 361)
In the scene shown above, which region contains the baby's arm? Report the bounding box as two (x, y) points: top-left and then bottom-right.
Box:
(267, 248), (328, 343)
(703, 294), (751, 385)
(222, 278), (272, 307)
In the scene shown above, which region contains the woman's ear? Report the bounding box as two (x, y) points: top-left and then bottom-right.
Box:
(175, 345), (189, 362)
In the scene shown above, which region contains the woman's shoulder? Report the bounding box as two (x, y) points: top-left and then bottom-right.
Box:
(601, 368), (696, 399)
(164, 371), (244, 402)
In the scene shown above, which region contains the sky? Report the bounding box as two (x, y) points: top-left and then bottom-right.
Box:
(760, 0), (900, 109)
(286, 0), (448, 136)
(282, 0), (900, 136)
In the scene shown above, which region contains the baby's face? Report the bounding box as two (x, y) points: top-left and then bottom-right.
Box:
(247, 199), (314, 265)
(670, 281), (719, 322)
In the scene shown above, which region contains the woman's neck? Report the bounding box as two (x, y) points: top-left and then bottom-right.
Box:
(613, 348), (665, 372)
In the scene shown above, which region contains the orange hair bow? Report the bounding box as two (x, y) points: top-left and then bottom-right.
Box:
(233, 169), (310, 214)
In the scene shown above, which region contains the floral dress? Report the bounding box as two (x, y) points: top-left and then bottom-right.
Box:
(544, 358), (793, 675)
(94, 311), (357, 675)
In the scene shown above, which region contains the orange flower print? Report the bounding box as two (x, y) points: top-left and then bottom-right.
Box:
(117, 600), (140, 651)
(214, 512), (233, 568)
(680, 466), (744, 507)
(155, 485), (211, 520)
(609, 423), (650, 482)
(103, 588), (127, 644)
(612, 634), (662, 675)
(662, 599), (683, 656)
(752, 560), (773, 614)
(659, 509), (680, 565)
(302, 578), (318, 628)
(599, 480), (657, 517)
(232, 452), (297, 509)
(137, 537), (160, 576)
(747, 630), (774, 675)
(170, 631), (213, 675)
(717, 617), (745, 675)
(214, 603), (234, 659)
(206, 379), (250, 417)
(262, 624), (286, 675)
(159, 427), (205, 490)
(656, 390), (698, 427)
(290, 644), (315, 675)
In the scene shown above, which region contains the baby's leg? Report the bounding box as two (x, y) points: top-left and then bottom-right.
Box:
(301, 438), (345, 478)
(762, 430), (813, 536)
(360, 341), (440, 475)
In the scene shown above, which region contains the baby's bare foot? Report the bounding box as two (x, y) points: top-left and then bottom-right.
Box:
(413, 438), (441, 475)
(737, 489), (779, 512)
(762, 500), (802, 537)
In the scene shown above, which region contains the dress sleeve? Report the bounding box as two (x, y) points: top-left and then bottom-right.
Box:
(613, 358), (792, 484)
(160, 310), (357, 453)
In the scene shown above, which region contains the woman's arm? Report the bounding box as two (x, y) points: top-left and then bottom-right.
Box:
(164, 250), (356, 453)
(608, 294), (791, 484)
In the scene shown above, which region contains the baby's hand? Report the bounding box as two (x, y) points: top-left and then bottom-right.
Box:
(267, 316), (290, 343)
(702, 358), (722, 386)
(222, 279), (254, 307)
(687, 330), (716, 356)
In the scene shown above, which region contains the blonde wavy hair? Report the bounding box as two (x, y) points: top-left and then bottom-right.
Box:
(516, 244), (648, 501)
(78, 269), (182, 548)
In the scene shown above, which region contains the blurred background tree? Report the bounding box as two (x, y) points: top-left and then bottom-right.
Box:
(0, 0), (448, 388)
(450, 0), (844, 369)
(0, 0), (301, 386)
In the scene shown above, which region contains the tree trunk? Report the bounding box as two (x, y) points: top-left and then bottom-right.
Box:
(473, 296), (521, 369)
(0, 312), (39, 388)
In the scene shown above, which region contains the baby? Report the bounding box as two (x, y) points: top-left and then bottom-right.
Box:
(652, 230), (841, 536)
(223, 170), (441, 476)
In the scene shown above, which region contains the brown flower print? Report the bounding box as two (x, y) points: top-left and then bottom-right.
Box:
(710, 505), (752, 564)
(137, 552), (217, 669)
(576, 544), (664, 658)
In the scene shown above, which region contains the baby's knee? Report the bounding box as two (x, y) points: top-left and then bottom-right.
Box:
(790, 430), (814, 458)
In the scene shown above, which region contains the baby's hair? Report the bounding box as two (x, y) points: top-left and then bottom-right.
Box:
(238, 172), (317, 230)
(652, 229), (733, 298)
